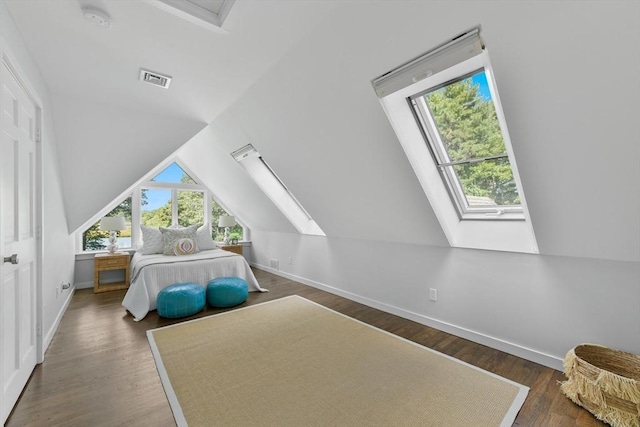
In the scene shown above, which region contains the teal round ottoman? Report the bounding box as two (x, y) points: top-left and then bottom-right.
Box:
(157, 283), (205, 318)
(207, 277), (248, 308)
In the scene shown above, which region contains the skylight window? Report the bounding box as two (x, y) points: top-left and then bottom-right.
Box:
(411, 69), (521, 218)
(232, 144), (325, 236)
(372, 26), (538, 253)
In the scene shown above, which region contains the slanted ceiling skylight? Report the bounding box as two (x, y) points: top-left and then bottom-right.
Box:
(232, 144), (325, 237)
(145, 0), (236, 31)
(372, 26), (538, 254)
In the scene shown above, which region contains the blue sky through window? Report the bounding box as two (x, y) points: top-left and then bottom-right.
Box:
(153, 162), (185, 183)
(144, 163), (195, 211)
(471, 72), (491, 101)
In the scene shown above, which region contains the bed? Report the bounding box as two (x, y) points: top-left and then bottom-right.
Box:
(122, 249), (268, 321)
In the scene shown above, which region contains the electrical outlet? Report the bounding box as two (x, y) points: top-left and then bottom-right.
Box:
(429, 288), (438, 302)
(288, 256), (292, 265)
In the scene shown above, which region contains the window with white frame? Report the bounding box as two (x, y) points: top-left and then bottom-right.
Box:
(410, 68), (521, 218)
(81, 196), (132, 251)
(78, 161), (243, 252)
(373, 26), (538, 253)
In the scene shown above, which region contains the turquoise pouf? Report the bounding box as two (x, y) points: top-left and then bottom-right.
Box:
(157, 283), (205, 318)
(207, 277), (248, 308)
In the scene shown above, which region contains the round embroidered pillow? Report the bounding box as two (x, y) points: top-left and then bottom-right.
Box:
(173, 238), (197, 256)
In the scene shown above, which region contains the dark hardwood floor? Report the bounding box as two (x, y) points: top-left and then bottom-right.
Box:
(7, 268), (604, 426)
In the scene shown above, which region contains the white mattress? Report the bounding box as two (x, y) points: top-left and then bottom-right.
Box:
(122, 249), (267, 321)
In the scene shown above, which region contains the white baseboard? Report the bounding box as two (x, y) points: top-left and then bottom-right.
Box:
(251, 263), (563, 371)
(75, 281), (93, 290)
(43, 285), (75, 355)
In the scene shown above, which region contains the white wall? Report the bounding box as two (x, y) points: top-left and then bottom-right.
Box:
(53, 97), (208, 233)
(210, 0), (640, 262)
(251, 231), (639, 370)
(2, 3), (75, 351)
(187, 1), (640, 369)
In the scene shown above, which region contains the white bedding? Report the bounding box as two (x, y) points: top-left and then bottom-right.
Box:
(122, 249), (267, 321)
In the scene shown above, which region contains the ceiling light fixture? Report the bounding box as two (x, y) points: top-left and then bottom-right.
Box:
(82, 7), (112, 28)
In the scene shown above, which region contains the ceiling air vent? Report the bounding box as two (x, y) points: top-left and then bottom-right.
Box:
(139, 69), (172, 89)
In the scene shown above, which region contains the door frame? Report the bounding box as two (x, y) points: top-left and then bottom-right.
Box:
(1, 38), (44, 364)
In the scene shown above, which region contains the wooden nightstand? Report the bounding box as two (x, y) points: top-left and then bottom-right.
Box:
(217, 244), (243, 255)
(94, 252), (130, 293)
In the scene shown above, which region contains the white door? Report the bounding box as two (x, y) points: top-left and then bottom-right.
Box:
(0, 58), (39, 424)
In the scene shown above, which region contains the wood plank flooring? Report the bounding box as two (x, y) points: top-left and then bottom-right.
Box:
(6, 268), (604, 426)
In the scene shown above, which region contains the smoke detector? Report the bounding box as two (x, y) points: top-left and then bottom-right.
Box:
(82, 7), (111, 28)
(139, 69), (172, 89)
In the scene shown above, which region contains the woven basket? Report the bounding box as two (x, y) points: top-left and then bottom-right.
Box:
(560, 344), (640, 427)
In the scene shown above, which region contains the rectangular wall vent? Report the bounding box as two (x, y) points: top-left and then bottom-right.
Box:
(139, 69), (172, 89)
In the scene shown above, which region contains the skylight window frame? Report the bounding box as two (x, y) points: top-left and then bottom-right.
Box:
(372, 26), (538, 253)
(232, 144), (325, 237)
(408, 67), (524, 220)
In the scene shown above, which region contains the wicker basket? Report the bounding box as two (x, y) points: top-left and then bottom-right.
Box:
(560, 344), (640, 427)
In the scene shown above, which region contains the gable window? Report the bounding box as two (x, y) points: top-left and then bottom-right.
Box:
(140, 163), (206, 228)
(232, 144), (325, 236)
(77, 161), (245, 252)
(372, 26), (538, 253)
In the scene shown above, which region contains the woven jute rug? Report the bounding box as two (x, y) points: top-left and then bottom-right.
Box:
(147, 296), (528, 426)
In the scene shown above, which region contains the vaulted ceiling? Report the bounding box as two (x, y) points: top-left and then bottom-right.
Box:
(4, 0), (639, 263)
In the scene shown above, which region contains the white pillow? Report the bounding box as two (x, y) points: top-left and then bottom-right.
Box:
(140, 225), (164, 254)
(196, 223), (216, 250)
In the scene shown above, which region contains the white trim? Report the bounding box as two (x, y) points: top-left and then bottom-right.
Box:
(43, 286), (75, 351)
(251, 263), (563, 371)
(143, 0), (235, 33)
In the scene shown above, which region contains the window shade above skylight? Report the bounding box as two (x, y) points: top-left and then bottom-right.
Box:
(372, 26), (483, 98)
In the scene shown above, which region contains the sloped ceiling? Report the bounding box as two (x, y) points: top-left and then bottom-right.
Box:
(179, 1), (639, 262)
(4, 0), (639, 262)
(4, 0), (338, 231)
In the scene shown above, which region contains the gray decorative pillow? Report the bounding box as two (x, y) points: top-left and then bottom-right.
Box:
(140, 225), (164, 254)
(160, 224), (199, 256)
(196, 223), (216, 250)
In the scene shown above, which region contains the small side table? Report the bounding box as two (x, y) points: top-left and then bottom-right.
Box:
(94, 252), (130, 293)
(217, 244), (243, 255)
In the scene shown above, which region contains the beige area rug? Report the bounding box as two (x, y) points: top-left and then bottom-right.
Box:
(147, 296), (528, 426)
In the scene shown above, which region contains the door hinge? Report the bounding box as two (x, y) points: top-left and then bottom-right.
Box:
(36, 323), (42, 337)
(36, 225), (42, 239)
(36, 127), (42, 143)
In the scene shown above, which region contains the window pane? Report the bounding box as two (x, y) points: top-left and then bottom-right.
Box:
(211, 198), (242, 241)
(423, 70), (507, 163)
(178, 190), (204, 227)
(449, 157), (520, 207)
(82, 197), (132, 251)
(152, 162), (196, 184)
(141, 189), (171, 227)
